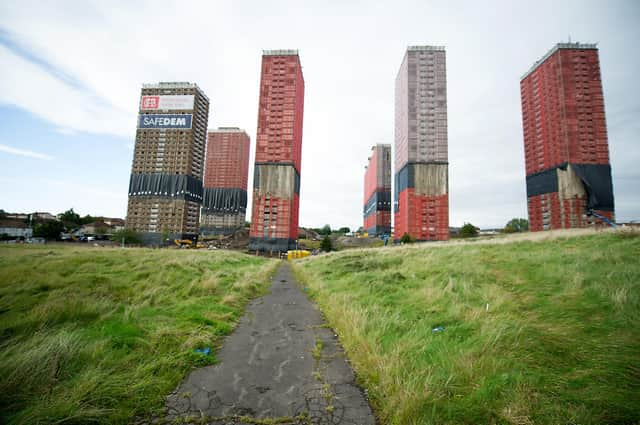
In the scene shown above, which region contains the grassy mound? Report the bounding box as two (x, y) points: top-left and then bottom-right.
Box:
(294, 230), (640, 424)
(0, 245), (276, 424)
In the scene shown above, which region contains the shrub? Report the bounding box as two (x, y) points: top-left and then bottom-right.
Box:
(109, 229), (142, 245)
(459, 222), (478, 238)
(400, 232), (415, 244)
(320, 235), (333, 252)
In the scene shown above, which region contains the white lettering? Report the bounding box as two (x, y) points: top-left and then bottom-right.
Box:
(139, 115), (191, 128)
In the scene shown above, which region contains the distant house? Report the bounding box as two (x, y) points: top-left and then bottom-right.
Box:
(0, 219), (33, 239)
(31, 212), (57, 221)
(81, 221), (112, 235)
(5, 213), (28, 221)
(102, 218), (125, 231)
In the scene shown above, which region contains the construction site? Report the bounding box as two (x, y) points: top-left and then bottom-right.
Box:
(122, 43), (617, 253)
(248, 50), (305, 253)
(394, 46), (450, 242)
(521, 43), (615, 231)
(200, 127), (250, 236)
(363, 144), (392, 237)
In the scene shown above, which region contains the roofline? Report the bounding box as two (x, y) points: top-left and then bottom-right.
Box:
(141, 82), (209, 101)
(207, 127), (248, 134)
(521, 42), (598, 81)
(407, 45), (446, 52)
(263, 49), (299, 56)
(372, 144), (392, 149)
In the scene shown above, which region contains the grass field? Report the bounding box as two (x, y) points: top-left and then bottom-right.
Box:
(293, 229), (640, 424)
(0, 245), (276, 424)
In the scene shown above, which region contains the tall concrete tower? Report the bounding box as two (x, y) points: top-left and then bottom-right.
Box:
(521, 43), (614, 231)
(249, 50), (305, 253)
(126, 82), (209, 245)
(394, 46), (449, 241)
(201, 128), (250, 235)
(364, 144), (392, 236)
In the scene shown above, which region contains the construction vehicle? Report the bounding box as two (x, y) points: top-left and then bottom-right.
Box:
(287, 250), (310, 260)
(174, 239), (193, 248)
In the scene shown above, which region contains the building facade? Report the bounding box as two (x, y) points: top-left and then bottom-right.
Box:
(249, 50), (305, 252)
(201, 128), (250, 235)
(394, 46), (449, 242)
(520, 43), (614, 231)
(363, 144), (391, 236)
(126, 82), (209, 245)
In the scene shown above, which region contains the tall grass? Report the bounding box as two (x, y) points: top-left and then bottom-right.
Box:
(294, 231), (640, 424)
(0, 245), (276, 424)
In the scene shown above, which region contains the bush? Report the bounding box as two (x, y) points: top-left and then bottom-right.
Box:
(504, 218), (529, 233)
(33, 221), (65, 240)
(110, 229), (142, 245)
(320, 235), (333, 252)
(317, 224), (332, 236)
(400, 232), (415, 244)
(459, 222), (478, 238)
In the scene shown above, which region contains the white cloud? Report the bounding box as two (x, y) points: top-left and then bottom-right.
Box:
(0, 143), (53, 160)
(0, 45), (133, 138)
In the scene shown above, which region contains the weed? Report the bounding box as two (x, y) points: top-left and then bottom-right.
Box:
(312, 338), (323, 361)
(294, 231), (640, 424)
(0, 245), (277, 424)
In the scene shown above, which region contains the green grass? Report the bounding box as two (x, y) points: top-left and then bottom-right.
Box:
(0, 245), (276, 424)
(293, 230), (640, 424)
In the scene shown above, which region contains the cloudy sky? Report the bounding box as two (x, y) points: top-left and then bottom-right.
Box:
(0, 0), (638, 230)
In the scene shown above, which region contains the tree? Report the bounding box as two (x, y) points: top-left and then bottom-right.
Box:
(460, 222), (479, 238)
(95, 226), (110, 236)
(504, 218), (529, 233)
(0, 209), (6, 219)
(110, 229), (142, 245)
(33, 221), (65, 240)
(319, 224), (332, 235)
(58, 208), (81, 225)
(400, 232), (415, 244)
(161, 226), (170, 245)
(320, 235), (333, 252)
(338, 227), (350, 234)
(80, 215), (95, 225)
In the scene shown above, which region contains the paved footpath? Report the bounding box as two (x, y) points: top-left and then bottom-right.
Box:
(166, 262), (376, 425)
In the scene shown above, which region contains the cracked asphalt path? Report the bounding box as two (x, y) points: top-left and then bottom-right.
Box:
(166, 262), (376, 425)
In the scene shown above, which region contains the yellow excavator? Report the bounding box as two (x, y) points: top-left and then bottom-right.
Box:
(174, 239), (193, 248)
(173, 239), (206, 249)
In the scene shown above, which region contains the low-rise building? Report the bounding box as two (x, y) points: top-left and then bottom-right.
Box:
(0, 220), (33, 239)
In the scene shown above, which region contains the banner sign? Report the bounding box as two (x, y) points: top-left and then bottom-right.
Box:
(140, 95), (195, 111)
(138, 114), (193, 129)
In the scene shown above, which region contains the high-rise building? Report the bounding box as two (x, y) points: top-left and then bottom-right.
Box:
(249, 50), (305, 252)
(201, 128), (250, 235)
(363, 144), (391, 236)
(126, 82), (209, 245)
(394, 46), (449, 241)
(520, 43), (614, 231)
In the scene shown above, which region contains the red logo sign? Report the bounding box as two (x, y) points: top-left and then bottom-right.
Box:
(141, 96), (159, 109)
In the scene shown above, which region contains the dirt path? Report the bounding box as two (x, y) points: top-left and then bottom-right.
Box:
(166, 262), (375, 425)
